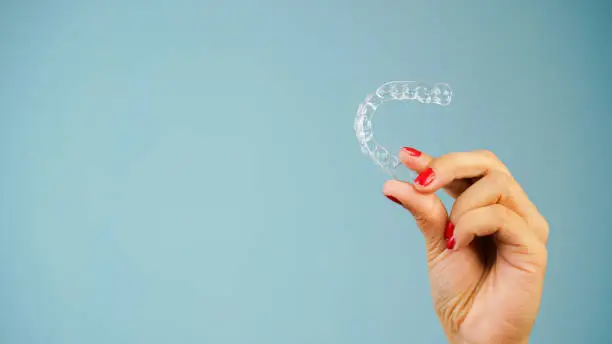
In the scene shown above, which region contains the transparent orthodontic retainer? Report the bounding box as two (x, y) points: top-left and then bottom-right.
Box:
(354, 80), (453, 181)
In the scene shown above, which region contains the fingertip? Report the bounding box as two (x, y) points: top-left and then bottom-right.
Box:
(446, 236), (457, 250)
(384, 194), (403, 205)
(412, 167), (437, 191)
(444, 221), (455, 240)
(382, 179), (403, 194)
(382, 180), (405, 205)
(398, 146), (430, 171)
(444, 221), (458, 251)
(400, 146), (423, 158)
(382, 179), (422, 209)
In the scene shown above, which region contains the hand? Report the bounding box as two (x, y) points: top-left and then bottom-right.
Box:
(382, 148), (548, 344)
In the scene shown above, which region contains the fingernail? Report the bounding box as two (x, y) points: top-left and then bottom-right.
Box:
(414, 167), (435, 187)
(402, 147), (422, 157)
(445, 221), (455, 240)
(385, 195), (402, 205)
(446, 236), (456, 250)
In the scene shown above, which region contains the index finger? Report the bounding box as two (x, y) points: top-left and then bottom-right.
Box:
(399, 147), (474, 198)
(411, 150), (511, 194)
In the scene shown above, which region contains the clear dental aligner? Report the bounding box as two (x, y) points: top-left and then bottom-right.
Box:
(354, 81), (453, 179)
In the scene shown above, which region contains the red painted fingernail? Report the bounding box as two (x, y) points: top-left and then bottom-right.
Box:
(446, 236), (456, 250)
(414, 167), (435, 187)
(402, 147), (422, 157)
(445, 221), (455, 240)
(385, 195), (402, 205)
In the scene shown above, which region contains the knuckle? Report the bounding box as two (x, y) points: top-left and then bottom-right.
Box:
(538, 212), (549, 229)
(475, 149), (498, 160)
(475, 149), (512, 173)
(542, 217), (550, 235)
(412, 211), (438, 242)
(490, 169), (510, 182)
(535, 215), (550, 243)
(496, 205), (513, 227)
(526, 242), (549, 269)
(412, 210), (427, 225)
(411, 209), (433, 231)
(488, 170), (513, 193)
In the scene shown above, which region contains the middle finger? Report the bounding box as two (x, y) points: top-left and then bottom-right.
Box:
(448, 170), (548, 243)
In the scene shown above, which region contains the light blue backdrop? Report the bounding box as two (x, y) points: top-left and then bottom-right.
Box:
(1, 0), (611, 343)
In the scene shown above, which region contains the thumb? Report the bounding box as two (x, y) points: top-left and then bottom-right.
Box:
(383, 180), (449, 255)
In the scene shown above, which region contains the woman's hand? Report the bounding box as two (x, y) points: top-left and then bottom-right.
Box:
(382, 148), (548, 344)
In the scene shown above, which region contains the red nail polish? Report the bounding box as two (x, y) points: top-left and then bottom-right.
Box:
(385, 195), (401, 205)
(414, 167), (435, 187)
(445, 221), (455, 240)
(446, 236), (456, 250)
(402, 147), (422, 157)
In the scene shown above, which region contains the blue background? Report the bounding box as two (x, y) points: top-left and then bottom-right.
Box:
(1, 0), (611, 343)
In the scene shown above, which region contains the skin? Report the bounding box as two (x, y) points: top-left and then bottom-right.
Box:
(382, 148), (548, 344)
